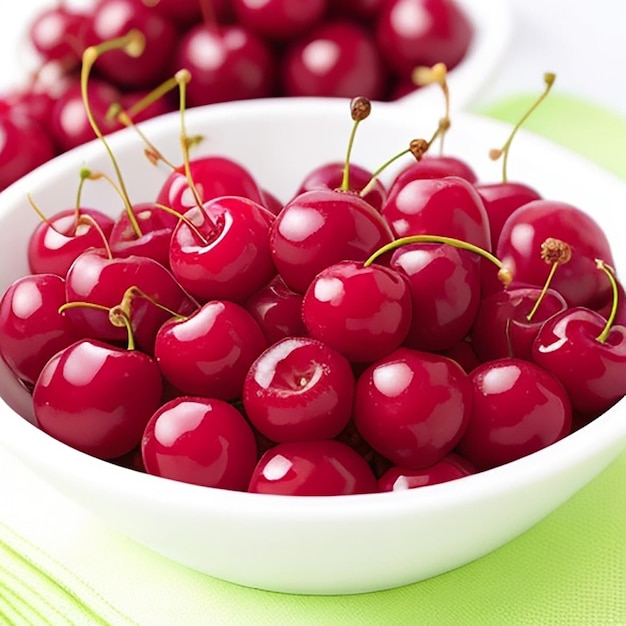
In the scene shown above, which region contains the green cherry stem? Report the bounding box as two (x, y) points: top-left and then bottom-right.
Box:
(364, 234), (512, 286)
(596, 259), (619, 343)
(76, 213), (114, 259)
(340, 96), (371, 192)
(121, 286), (190, 322)
(412, 63), (450, 155)
(489, 72), (556, 183)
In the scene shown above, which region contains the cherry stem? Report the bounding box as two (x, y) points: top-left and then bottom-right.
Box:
(595, 259), (619, 343)
(526, 237), (571, 321)
(364, 234), (512, 286)
(26, 194), (52, 229)
(109, 306), (136, 350)
(153, 203), (208, 244)
(199, 0), (217, 32)
(175, 69), (215, 226)
(76, 213), (113, 259)
(81, 31), (146, 238)
(412, 63), (450, 155)
(489, 72), (556, 183)
(122, 286), (190, 321)
(341, 97), (371, 192)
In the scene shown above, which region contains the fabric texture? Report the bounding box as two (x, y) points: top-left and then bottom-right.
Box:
(0, 93), (625, 625)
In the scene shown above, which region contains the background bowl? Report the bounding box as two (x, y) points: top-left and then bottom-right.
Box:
(0, 97), (625, 595)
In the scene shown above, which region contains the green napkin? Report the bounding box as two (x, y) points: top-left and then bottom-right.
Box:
(1, 93), (625, 626)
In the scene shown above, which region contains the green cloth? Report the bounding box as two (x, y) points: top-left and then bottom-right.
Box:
(1, 93), (625, 625)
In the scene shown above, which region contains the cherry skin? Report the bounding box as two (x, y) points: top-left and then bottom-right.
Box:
(390, 242), (481, 352)
(269, 188), (394, 294)
(329, 0), (385, 20)
(0, 112), (56, 191)
(0, 274), (81, 387)
(232, 0), (328, 40)
(470, 285), (568, 362)
(154, 300), (267, 401)
(302, 260), (413, 363)
(377, 453), (476, 492)
(353, 347), (473, 469)
(457, 358), (572, 470)
(474, 181), (542, 251)
(243, 336), (355, 442)
(244, 274), (308, 345)
(293, 161), (387, 212)
(168, 196), (276, 304)
(28, 207), (115, 277)
(86, 0), (178, 89)
(174, 23), (276, 107)
(375, 0), (473, 79)
(282, 20), (387, 100)
(531, 306), (626, 419)
(64, 249), (197, 352)
(389, 155), (478, 187)
(248, 439), (378, 496)
(141, 396), (258, 491)
(496, 200), (615, 308)
(32, 338), (163, 459)
(381, 175), (492, 252)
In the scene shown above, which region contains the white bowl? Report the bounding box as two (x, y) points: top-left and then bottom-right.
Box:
(0, 97), (625, 595)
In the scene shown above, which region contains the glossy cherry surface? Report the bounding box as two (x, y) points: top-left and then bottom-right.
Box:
(141, 396), (258, 491)
(243, 336), (355, 442)
(33, 339), (163, 459)
(354, 347), (473, 468)
(302, 260), (412, 363)
(458, 358), (572, 470)
(154, 300), (267, 400)
(248, 439), (378, 495)
(388, 155), (478, 187)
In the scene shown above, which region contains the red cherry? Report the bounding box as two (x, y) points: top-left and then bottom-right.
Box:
(168, 196), (276, 304)
(354, 347), (473, 468)
(377, 453), (476, 492)
(86, 0), (178, 89)
(375, 0), (472, 79)
(248, 440), (378, 495)
(302, 260), (413, 363)
(174, 24), (276, 106)
(532, 306), (626, 419)
(27, 207), (115, 276)
(269, 188), (394, 294)
(282, 21), (387, 100)
(141, 396), (257, 491)
(0, 274), (81, 386)
(389, 155), (478, 187)
(232, 0), (328, 40)
(390, 242), (481, 351)
(496, 200), (615, 308)
(154, 300), (267, 400)
(457, 358), (572, 470)
(33, 339), (163, 459)
(243, 336), (355, 442)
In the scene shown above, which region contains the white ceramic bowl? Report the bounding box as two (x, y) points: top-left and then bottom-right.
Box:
(0, 97), (625, 595)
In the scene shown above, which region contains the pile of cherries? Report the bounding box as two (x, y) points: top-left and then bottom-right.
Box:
(0, 0), (474, 191)
(1, 54), (625, 497)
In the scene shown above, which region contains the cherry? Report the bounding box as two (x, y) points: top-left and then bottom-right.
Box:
(244, 274), (308, 345)
(0, 112), (56, 191)
(86, 0), (178, 89)
(329, 0), (385, 20)
(32, 338), (163, 459)
(248, 439), (378, 495)
(174, 23), (276, 107)
(302, 260), (413, 363)
(353, 346), (473, 468)
(141, 396), (257, 491)
(0, 274), (81, 387)
(389, 155), (478, 187)
(232, 0), (328, 40)
(293, 161), (387, 211)
(381, 175), (492, 252)
(154, 299), (267, 400)
(457, 358), (572, 470)
(142, 0), (207, 26)
(27, 206), (115, 277)
(377, 453), (476, 492)
(389, 242), (481, 352)
(532, 265), (626, 418)
(375, 0), (472, 80)
(281, 21), (387, 100)
(243, 336), (355, 442)
(168, 196), (276, 304)
(496, 200), (615, 308)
